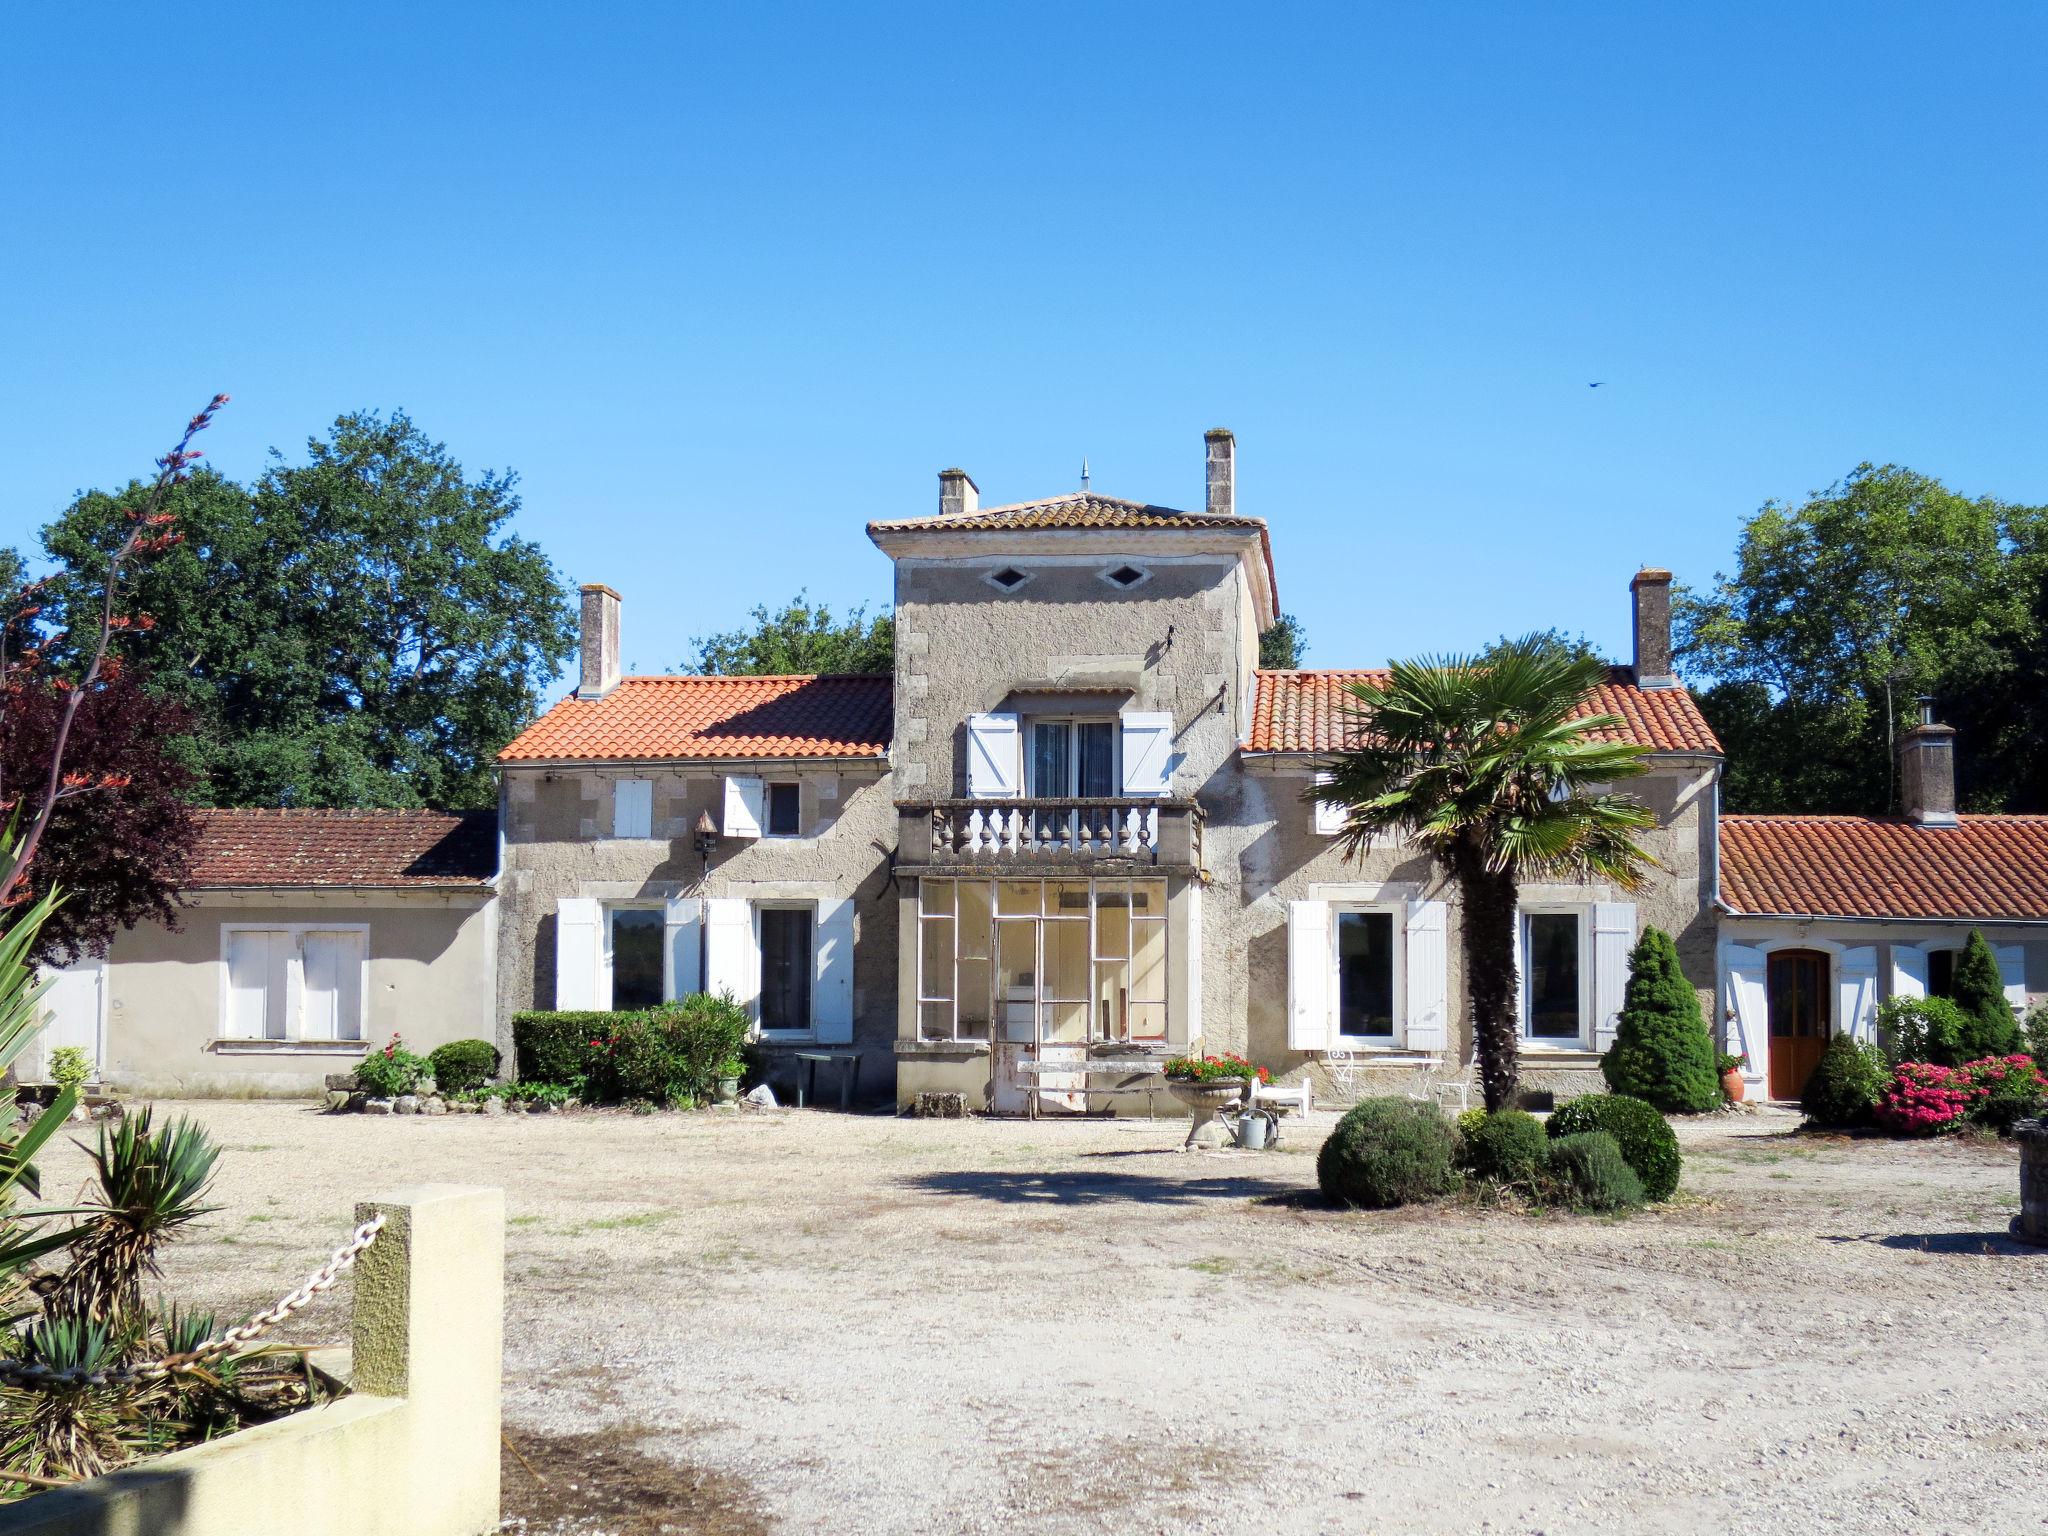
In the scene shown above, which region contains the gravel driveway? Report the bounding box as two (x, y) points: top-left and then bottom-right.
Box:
(39, 1100), (2044, 1536)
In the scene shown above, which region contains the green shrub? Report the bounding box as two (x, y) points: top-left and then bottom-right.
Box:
(1962, 1054), (2048, 1134)
(511, 1011), (623, 1086)
(1877, 996), (1968, 1067)
(353, 1035), (430, 1097)
(1600, 926), (1720, 1113)
(1456, 1109), (1549, 1186)
(427, 1039), (500, 1096)
(1800, 1032), (1888, 1129)
(2025, 1002), (2048, 1077)
(1454, 1107), (1488, 1143)
(514, 995), (752, 1105)
(1546, 1093), (1681, 1201)
(1317, 1098), (1458, 1209)
(47, 1046), (93, 1094)
(1952, 929), (2022, 1060)
(1546, 1132), (1647, 1212)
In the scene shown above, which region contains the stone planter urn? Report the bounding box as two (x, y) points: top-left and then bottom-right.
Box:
(1167, 1078), (1247, 1149)
(2014, 1118), (2048, 1247)
(715, 1075), (740, 1104)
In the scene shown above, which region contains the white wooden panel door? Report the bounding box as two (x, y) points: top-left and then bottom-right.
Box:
(226, 930), (289, 1040)
(664, 897), (703, 1000)
(1995, 945), (2027, 1013)
(965, 713), (1021, 798)
(1590, 902), (1637, 1053)
(812, 898), (855, 1044)
(1836, 946), (1879, 1042)
(301, 932), (365, 1042)
(35, 960), (103, 1076)
(704, 898), (761, 1016)
(1723, 944), (1767, 1068)
(1286, 900), (1330, 1052)
(1403, 899), (1449, 1054)
(1119, 713), (1174, 797)
(554, 898), (603, 1010)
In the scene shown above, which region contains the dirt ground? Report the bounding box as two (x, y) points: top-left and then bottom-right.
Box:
(37, 1100), (2045, 1536)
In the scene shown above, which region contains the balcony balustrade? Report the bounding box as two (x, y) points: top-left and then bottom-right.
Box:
(896, 798), (1201, 870)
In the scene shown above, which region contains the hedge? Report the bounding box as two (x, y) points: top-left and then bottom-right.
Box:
(513, 994), (751, 1105)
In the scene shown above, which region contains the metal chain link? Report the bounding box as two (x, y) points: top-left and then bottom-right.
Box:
(0, 1212), (386, 1390)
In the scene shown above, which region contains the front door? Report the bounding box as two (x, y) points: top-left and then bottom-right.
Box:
(1767, 949), (1829, 1100)
(34, 959), (104, 1081)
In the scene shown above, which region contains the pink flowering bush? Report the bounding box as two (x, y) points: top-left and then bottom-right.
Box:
(1873, 1061), (1974, 1136)
(1959, 1054), (2047, 1133)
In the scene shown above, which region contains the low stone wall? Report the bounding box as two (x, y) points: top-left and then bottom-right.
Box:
(2015, 1119), (2047, 1247)
(0, 1184), (504, 1536)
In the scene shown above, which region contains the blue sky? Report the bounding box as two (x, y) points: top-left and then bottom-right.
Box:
(5, 3), (2044, 691)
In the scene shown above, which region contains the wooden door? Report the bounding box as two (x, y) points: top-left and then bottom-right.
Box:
(1767, 949), (1830, 1100)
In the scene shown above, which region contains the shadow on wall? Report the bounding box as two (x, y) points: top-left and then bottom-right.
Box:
(530, 911), (557, 1015)
(903, 1169), (1299, 1206)
(1245, 920), (1296, 1071)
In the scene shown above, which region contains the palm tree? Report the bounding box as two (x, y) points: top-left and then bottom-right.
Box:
(1316, 637), (1659, 1111)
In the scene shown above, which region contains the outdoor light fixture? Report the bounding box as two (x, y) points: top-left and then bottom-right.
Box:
(693, 810), (719, 861)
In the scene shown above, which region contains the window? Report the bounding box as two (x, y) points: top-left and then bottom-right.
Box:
(612, 778), (653, 839)
(984, 566), (1031, 592)
(1028, 719), (1117, 797)
(222, 925), (365, 1043)
(1099, 564), (1150, 590)
(1335, 910), (1396, 1039)
(1928, 948), (1959, 999)
(608, 908), (664, 1012)
(765, 781), (802, 837)
(1523, 911), (1583, 1041)
(759, 908), (814, 1031)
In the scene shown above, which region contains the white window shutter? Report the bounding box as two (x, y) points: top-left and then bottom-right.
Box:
(1403, 899), (1449, 1054)
(1723, 944), (1767, 1065)
(1995, 944), (2027, 1012)
(1590, 902), (1637, 1053)
(813, 898), (855, 1044)
(966, 712), (1021, 798)
(1120, 712), (1175, 797)
(664, 897), (703, 1001)
(703, 897), (760, 1017)
(1889, 944), (1927, 1001)
(302, 931), (364, 1043)
(1312, 772), (1346, 836)
(1837, 946), (1879, 1041)
(225, 930), (288, 1040)
(723, 776), (764, 839)
(1286, 899), (1331, 1052)
(613, 779), (653, 839)
(554, 898), (603, 1010)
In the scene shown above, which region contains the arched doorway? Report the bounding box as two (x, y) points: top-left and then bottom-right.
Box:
(1767, 949), (1830, 1100)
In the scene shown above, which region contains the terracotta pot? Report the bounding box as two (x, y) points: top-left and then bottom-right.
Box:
(1721, 1067), (1746, 1104)
(1166, 1078), (1248, 1148)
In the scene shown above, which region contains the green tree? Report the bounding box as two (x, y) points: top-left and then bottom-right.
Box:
(1951, 928), (2021, 1058)
(686, 592), (893, 676)
(1258, 614), (1307, 669)
(1601, 926), (1720, 1112)
(1675, 464), (2044, 813)
(1317, 638), (1660, 1111)
(41, 412), (575, 809)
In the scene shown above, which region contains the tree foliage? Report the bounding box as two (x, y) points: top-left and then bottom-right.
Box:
(685, 592), (893, 676)
(1600, 926), (1720, 1113)
(40, 412), (576, 809)
(1951, 928), (2022, 1058)
(1675, 464), (2048, 813)
(1258, 614), (1307, 669)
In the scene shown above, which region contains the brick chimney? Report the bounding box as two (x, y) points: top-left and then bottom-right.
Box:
(1630, 567), (1675, 690)
(1899, 699), (1959, 828)
(938, 468), (979, 519)
(1204, 429), (1235, 518)
(579, 583), (621, 699)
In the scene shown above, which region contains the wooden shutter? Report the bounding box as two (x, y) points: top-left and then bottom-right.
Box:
(1403, 899), (1449, 1054)
(554, 898), (603, 1010)
(703, 897), (760, 1017)
(1723, 944), (1767, 1066)
(965, 713), (1021, 798)
(813, 898), (855, 1044)
(1837, 946), (1879, 1041)
(302, 931), (365, 1042)
(1590, 902), (1636, 1053)
(613, 779), (653, 839)
(664, 897), (703, 1001)
(1119, 712), (1175, 797)
(1889, 944), (1927, 1002)
(1286, 900), (1330, 1051)
(1312, 772), (1346, 836)
(1996, 944), (2027, 1012)
(225, 930), (288, 1040)
(723, 776), (764, 839)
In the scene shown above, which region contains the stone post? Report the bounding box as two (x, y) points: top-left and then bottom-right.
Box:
(2014, 1119), (2047, 1246)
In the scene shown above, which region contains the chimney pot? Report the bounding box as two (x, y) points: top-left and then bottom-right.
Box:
(579, 583), (622, 699)
(938, 468), (979, 520)
(1899, 709), (1959, 827)
(1204, 428), (1235, 519)
(1630, 567), (1675, 689)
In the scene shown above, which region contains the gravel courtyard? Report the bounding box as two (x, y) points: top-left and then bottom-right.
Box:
(39, 1100), (2045, 1536)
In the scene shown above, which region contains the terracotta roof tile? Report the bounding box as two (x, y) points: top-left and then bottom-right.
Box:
(498, 675), (893, 764)
(1720, 815), (2048, 920)
(190, 809), (496, 889)
(1246, 668), (1722, 756)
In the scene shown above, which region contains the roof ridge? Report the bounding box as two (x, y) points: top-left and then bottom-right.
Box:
(607, 673), (890, 685)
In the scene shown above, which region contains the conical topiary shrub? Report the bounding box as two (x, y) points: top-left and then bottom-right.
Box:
(1951, 928), (2022, 1060)
(1600, 926), (1721, 1113)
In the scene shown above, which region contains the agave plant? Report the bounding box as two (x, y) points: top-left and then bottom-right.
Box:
(43, 1111), (219, 1329)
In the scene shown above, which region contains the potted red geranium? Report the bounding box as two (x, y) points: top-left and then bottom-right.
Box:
(1162, 1053), (1269, 1147)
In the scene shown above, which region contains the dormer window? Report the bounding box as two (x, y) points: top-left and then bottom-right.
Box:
(1099, 564), (1151, 590)
(984, 566), (1032, 593)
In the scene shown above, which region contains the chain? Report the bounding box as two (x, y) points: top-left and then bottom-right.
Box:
(0, 1212), (386, 1390)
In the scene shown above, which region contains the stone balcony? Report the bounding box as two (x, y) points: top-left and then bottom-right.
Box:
(896, 798), (1202, 874)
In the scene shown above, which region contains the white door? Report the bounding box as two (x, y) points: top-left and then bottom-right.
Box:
(34, 959), (105, 1079)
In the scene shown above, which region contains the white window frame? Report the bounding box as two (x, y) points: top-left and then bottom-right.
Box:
(762, 780), (804, 839)
(1024, 716), (1121, 798)
(754, 900), (818, 1039)
(1330, 902), (1407, 1048)
(603, 902), (668, 1012)
(1518, 904), (1591, 1049)
(216, 922), (370, 1046)
(611, 777), (654, 839)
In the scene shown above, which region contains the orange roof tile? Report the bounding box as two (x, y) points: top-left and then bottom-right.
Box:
(190, 809), (495, 889)
(1246, 668), (1723, 756)
(498, 675), (893, 764)
(1720, 815), (2048, 920)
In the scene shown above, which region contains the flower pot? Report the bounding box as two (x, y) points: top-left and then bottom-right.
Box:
(1167, 1078), (1247, 1149)
(1721, 1068), (1746, 1104)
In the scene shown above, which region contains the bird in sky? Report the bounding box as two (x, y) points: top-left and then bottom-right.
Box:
(1588, 381), (1605, 388)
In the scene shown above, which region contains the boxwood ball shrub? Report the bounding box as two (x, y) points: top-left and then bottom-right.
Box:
(1317, 1098), (1458, 1209)
(427, 1039), (500, 1096)
(1546, 1093), (1681, 1202)
(1800, 1032), (1888, 1129)
(1600, 926), (1720, 1113)
(1547, 1132), (1647, 1212)
(1456, 1109), (1549, 1186)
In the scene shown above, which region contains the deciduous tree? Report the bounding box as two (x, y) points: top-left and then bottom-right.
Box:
(685, 592), (893, 676)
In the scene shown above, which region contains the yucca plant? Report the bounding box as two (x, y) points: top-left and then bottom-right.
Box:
(44, 1111), (219, 1329)
(0, 1318), (137, 1482)
(1316, 637), (1659, 1111)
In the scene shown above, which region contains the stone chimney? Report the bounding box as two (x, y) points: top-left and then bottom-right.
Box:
(1630, 567), (1675, 689)
(579, 583), (621, 699)
(938, 468), (979, 519)
(1204, 428), (1235, 518)
(1899, 699), (1959, 827)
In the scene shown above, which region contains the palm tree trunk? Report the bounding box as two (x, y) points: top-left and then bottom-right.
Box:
(1455, 847), (1521, 1111)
